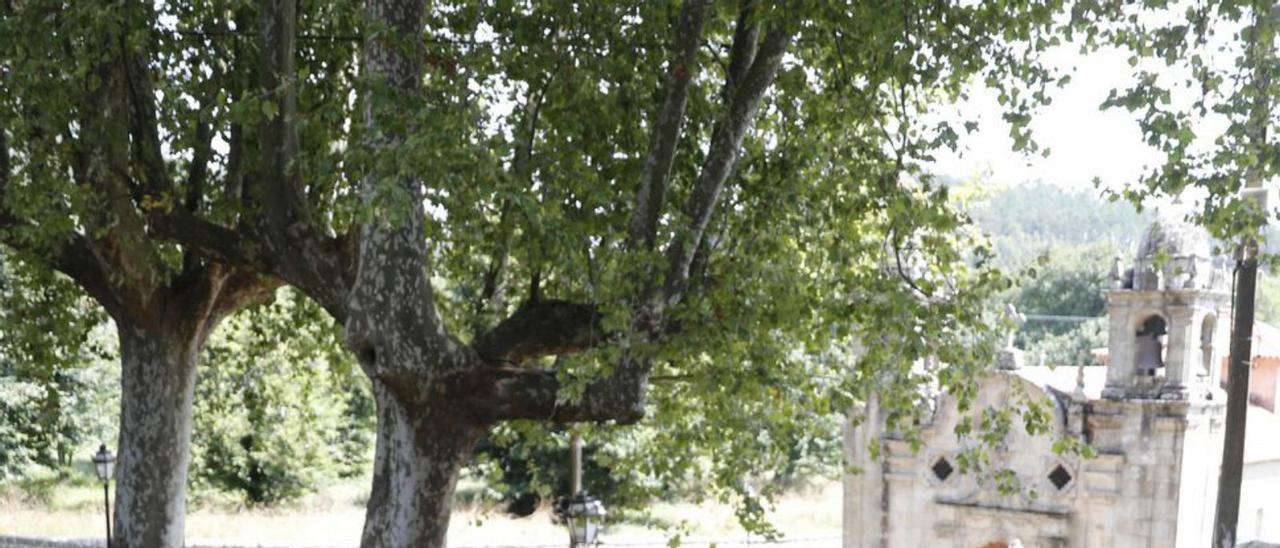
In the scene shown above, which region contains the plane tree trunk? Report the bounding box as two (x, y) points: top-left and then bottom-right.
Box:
(112, 322), (202, 548)
(359, 384), (487, 547)
(107, 267), (273, 548)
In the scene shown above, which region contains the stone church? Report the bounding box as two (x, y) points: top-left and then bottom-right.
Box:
(843, 212), (1280, 547)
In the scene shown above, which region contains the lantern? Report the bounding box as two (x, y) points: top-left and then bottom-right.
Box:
(564, 491), (606, 546)
(91, 444), (115, 547)
(92, 444), (115, 482)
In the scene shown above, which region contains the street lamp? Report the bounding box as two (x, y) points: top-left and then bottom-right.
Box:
(561, 431), (606, 547)
(92, 444), (115, 548)
(564, 491), (606, 546)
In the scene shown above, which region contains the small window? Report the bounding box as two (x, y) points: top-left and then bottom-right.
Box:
(931, 457), (954, 482)
(1048, 464), (1073, 490)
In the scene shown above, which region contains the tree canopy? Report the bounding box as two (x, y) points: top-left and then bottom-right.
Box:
(0, 0), (1159, 545)
(1098, 0), (1278, 239)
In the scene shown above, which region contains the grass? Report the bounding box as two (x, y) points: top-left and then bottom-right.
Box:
(0, 471), (841, 546)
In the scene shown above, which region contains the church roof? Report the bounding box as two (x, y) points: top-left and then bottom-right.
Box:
(1015, 364), (1107, 400)
(1010, 366), (1280, 464)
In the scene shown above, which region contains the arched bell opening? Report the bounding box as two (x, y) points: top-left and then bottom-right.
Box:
(1135, 314), (1168, 377)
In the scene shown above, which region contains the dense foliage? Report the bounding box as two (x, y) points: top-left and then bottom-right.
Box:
(0, 0), (1186, 543)
(962, 181), (1151, 268)
(961, 183), (1146, 366)
(0, 255), (113, 479)
(191, 289), (373, 505)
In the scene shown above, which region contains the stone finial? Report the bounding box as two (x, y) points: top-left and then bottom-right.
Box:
(1003, 303), (1025, 349)
(1074, 363), (1087, 398)
(995, 305), (1027, 370)
(996, 347), (1025, 370)
(1110, 255), (1125, 289)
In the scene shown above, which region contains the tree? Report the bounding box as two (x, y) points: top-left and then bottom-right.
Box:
(1007, 243), (1116, 347)
(0, 3), (276, 546)
(961, 182), (1150, 268)
(3, 0), (1100, 545)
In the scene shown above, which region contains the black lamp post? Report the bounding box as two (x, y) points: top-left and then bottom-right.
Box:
(563, 432), (605, 547)
(91, 444), (115, 548)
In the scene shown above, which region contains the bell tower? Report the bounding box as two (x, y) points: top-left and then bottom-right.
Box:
(1101, 208), (1230, 400)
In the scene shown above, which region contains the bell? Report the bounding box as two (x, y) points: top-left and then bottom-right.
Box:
(1135, 316), (1167, 375)
(1135, 335), (1165, 375)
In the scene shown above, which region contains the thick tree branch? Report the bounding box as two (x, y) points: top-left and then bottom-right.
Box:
(479, 354), (651, 424)
(663, 25), (792, 306)
(49, 235), (131, 320)
(255, 0), (307, 230)
(244, 0), (352, 320)
(120, 29), (171, 198)
(627, 0), (711, 250)
(71, 23), (166, 302)
(723, 0), (761, 102)
(151, 209), (268, 270)
(0, 128), (8, 209)
(472, 300), (602, 366)
(180, 102), (215, 276)
(0, 165), (129, 321)
(226, 121), (248, 215)
(185, 119), (212, 212)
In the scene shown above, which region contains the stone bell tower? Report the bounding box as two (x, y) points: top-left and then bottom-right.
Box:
(1083, 207), (1230, 548)
(1101, 207), (1231, 401)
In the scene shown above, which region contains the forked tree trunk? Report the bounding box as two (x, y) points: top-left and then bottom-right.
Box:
(111, 321), (204, 548)
(360, 382), (486, 547)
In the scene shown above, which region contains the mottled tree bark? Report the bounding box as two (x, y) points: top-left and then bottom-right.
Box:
(106, 267), (271, 548)
(360, 385), (486, 547)
(112, 322), (202, 548)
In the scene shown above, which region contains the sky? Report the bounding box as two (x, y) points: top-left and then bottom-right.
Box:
(929, 1), (1257, 204)
(930, 45), (1165, 193)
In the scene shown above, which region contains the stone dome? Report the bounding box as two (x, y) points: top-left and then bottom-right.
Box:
(1136, 209), (1212, 261)
(1123, 206), (1223, 292)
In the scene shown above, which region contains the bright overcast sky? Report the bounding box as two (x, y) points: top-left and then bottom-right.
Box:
(930, 46), (1168, 194)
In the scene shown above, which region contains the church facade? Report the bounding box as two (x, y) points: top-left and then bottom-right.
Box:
(843, 213), (1239, 547)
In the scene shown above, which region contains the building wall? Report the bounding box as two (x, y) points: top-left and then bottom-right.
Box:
(843, 399), (886, 548)
(845, 373), (1084, 548)
(844, 376), (1226, 548)
(1173, 401), (1225, 548)
(1239, 459), (1280, 544)
(1218, 358), (1278, 412)
(1081, 400), (1180, 548)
